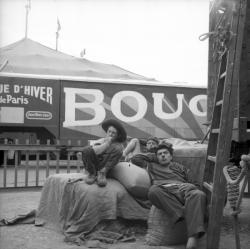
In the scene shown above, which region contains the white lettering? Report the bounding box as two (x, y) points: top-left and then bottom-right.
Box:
(33, 86), (40, 98)
(7, 95), (12, 102)
(153, 93), (184, 119)
(19, 85), (52, 104)
(62, 87), (207, 128)
(47, 87), (53, 104)
(189, 94), (207, 117)
(111, 91), (147, 122)
(14, 85), (20, 93)
(0, 84), (9, 93)
(24, 85), (30, 95)
(39, 87), (46, 101)
(2, 95), (29, 104)
(63, 88), (106, 127)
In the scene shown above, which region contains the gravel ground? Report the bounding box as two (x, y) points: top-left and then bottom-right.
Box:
(0, 190), (250, 249)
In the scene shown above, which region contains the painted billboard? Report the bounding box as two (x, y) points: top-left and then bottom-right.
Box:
(0, 76), (207, 145)
(60, 81), (207, 144)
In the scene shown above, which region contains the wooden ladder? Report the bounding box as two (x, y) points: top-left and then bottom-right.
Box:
(203, 1), (247, 249)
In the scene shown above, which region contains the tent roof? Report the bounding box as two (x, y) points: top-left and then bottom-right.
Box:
(0, 38), (156, 83)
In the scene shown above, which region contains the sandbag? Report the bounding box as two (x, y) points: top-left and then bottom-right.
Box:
(146, 205), (187, 246)
(110, 162), (151, 199)
(161, 138), (207, 183)
(173, 143), (207, 184)
(110, 140), (207, 198)
(161, 137), (197, 147)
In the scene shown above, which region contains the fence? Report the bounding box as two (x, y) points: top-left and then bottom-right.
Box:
(0, 139), (84, 189)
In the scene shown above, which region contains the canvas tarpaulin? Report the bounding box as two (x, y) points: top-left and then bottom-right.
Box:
(0, 38), (155, 81)
(35, 173), (149, 240)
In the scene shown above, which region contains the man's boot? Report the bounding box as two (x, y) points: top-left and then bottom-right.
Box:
(97, 170), (107, 187)
(85, 173), (96, 184)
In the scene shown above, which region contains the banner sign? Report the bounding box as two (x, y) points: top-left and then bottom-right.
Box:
(61, 81), (207, 141)
(0, 77), (60, 127)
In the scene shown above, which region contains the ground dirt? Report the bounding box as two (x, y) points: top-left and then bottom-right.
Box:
(0, 190), (250, 249)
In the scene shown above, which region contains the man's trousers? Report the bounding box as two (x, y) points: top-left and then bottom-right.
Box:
(81, 146), (101, 175)
(148, 183), (206, 238)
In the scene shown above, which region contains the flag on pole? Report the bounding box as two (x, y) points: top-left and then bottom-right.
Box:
(80, 49), (86, 58)
(56, 17), (61, 50)
(57, 17), (61, 32)
(25, 0), (31, 38)
(26, 0), (31, 10)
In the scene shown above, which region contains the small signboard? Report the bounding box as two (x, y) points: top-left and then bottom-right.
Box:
(0, 77), (60, 127)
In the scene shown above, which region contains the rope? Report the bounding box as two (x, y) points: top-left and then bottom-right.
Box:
(224, 165), (241, 209)
(199, 4), (234, 62)
(223, 155), (250, 211)
(199, 31), (217, 41)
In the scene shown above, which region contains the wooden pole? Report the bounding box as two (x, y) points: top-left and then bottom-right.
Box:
(25, 0), (31, 38)
(56, 32), (59, 51)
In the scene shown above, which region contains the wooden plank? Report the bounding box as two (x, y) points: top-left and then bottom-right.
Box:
(0, 139), (86, 190)
(76, 152), (82, 173)
(248, 172), (250, 193)
(0, 144), (84, 152)
(238, 117), (248, 142)
(3, 151), (7, 188)
(46, 140), (50, 178)
(232, 117), (248, 142)
(67, 140), (71, 173)
(239, 0), (250, 122)
(211, 128), (220, 133)
(0, 145), (61, 151)
(67, 153), (71, 173)
(208, 155), (216, 162)
(204, 9), (227, 184)
(220, 71), (227, 78)
(77, 140), (82, 173)
(25, 151), (29, 187)
(25, 139), (29, 187)
(35, 140), (40, 187)
(14, 139), (19, 188)
(203, 182), (213, 192)
(56, 140), (60, 174)
(206, 1), (247, 248)
(216, 100), (223, 106)
(46, 152), (50, 177)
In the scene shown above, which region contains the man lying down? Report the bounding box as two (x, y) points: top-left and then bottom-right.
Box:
(81, 121), (206, 248)
(131, 142), (207, 249)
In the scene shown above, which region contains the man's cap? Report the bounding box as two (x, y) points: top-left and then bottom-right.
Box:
(156, 141), (174, 155)
(102, 119), (127, 142)
(146, 136), (159, 144)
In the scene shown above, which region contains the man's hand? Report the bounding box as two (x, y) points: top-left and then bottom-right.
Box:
(103, 136), (113, 143)
(92, 137), (112, 155)
(124, 153), (133, 162)
(179, 183), (197, 192)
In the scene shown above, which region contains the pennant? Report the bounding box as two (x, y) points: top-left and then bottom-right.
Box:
(26, 0), (31, 10)
(57, 18), (61, 32)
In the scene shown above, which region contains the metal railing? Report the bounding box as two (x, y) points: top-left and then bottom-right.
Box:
(0, 139), (84, 189)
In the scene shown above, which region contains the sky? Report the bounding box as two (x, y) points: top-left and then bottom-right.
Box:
(0, 0), (209, 87)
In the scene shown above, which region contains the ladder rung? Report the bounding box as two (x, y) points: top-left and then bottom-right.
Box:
(216, 99), (223, 106)
(203, 182), (213, 192)
(220, 71), (226, 79)
(208, 155), (216, 162)
(211, 128), (220, 133)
